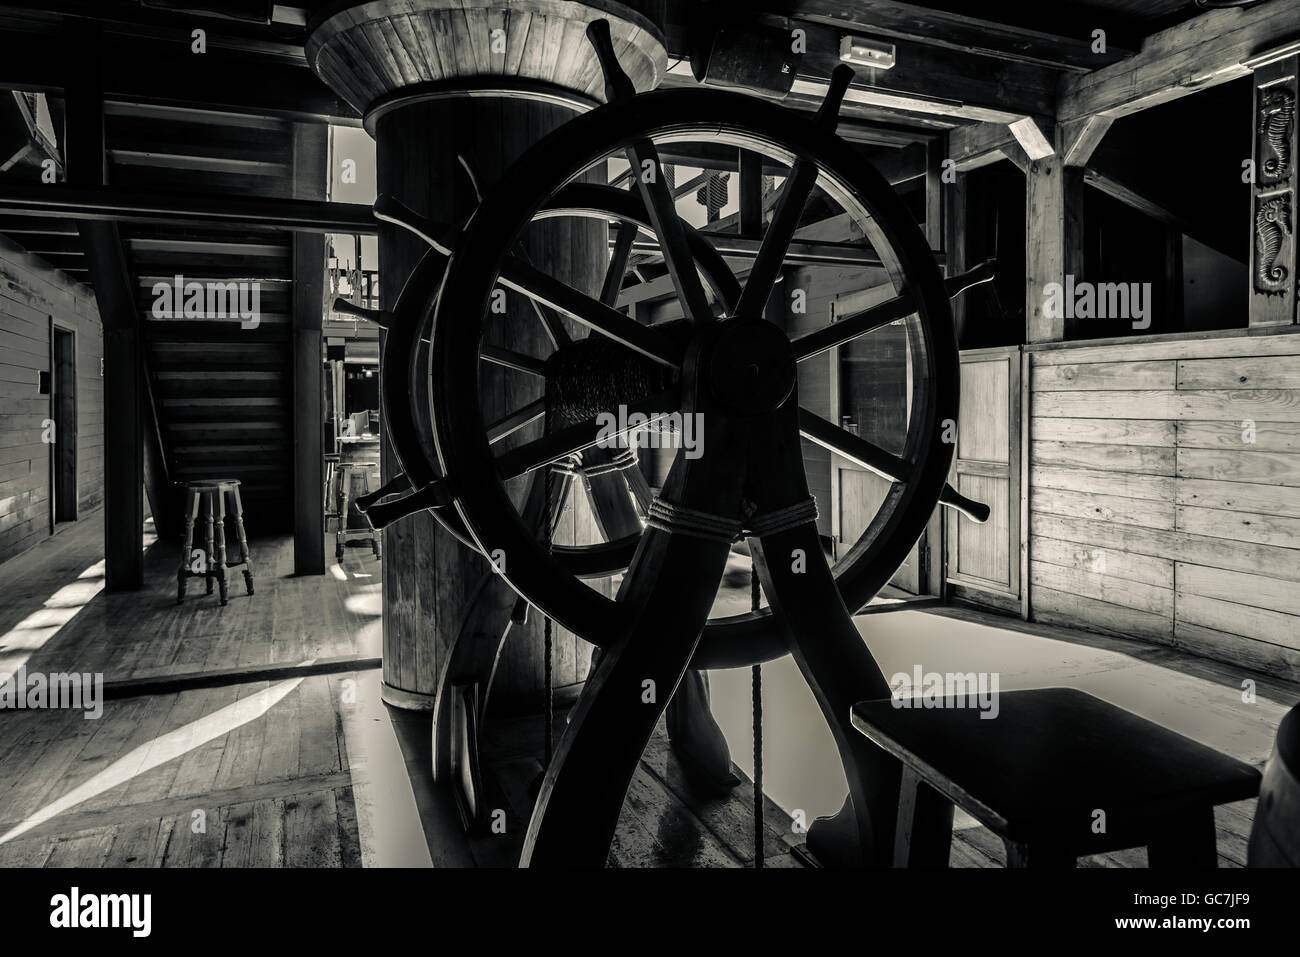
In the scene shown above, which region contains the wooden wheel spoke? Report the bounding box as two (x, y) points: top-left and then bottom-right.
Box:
(494, 388), (678, 480)
(626, 138), (715, 323)
(481, 345), (547, 376)
(584, 473), (644, 542)
(792, 262), (999, 362)
(600, 221), (638, 308)
(498, 257), (681, 368)
(798, 409), (990, 523)
(792, 288), (917, 361)
(734, 66), (854, 318)
(737, 159), (820, 316)
(487, 396), (546, 445)
(798, 408), (913, 484)
(623, 456), (653, 513)
(506, 244), (572, 348)
(373, 194), (454, 255)
(527, 297), (572, 349)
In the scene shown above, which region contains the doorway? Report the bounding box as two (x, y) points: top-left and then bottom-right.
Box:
(50, 324), (77, 526)
(829, 287), (929, 596)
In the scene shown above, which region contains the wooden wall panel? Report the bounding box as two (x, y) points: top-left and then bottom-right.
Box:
(1026, 330), (1300, 680)
(0, 236), (103, 567)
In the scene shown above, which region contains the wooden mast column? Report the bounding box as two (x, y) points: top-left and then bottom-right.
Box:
(306, 1), (666, 709)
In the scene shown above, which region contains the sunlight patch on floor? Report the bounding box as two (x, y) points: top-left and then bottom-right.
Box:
(0, 560), (105, 677)
(0, 677), (303, 846)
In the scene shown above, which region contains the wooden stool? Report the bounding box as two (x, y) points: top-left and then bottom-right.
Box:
(177, 479), (255, 606)
(851, 687), (1261, 868)
(333, 462), (381, 561)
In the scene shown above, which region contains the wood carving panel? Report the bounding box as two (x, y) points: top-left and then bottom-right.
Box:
(1254, 192), (1292, 296)
(1257, 85), (1295, 186)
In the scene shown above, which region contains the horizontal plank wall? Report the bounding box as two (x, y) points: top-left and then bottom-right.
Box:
(1026, 330), (1300, 680)
(0, 235), (104, 564)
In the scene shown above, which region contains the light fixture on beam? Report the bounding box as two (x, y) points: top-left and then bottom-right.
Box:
(839, 35), (896, 71)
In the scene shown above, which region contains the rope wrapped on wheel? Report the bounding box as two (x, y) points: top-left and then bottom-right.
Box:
(544, 446), (640, 479)
(645, 495), (819, 543)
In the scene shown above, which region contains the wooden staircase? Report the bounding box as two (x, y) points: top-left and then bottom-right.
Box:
(106, 105), (301, 532)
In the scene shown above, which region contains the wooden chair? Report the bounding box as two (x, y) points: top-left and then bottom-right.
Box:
(176, 479), (255, 606)
(852, 687), (1261, 867)
(332, 461), (382, 561)
(322, 452), (341, 535)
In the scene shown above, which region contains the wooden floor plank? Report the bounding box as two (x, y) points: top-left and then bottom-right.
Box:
(2, 526), (1289, 869)
(167, 684), (244, 800)
(283, 789), (342, 868)
(102, 819), (170, 868)
(254, 681), (302, 785)
(296, 675), (342, 778)
(161, 807), (226, 868)
(220, 798), (285, 868)
(0, 835), (54, 867)
(43, 824), (117, 868)
(640, 724), (796, 863)
(210, 681), (272, 791)
(333, 786), (363, 868)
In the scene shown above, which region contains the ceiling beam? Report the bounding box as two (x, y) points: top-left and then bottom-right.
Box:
(762, 0), (1133, 72)
(1062, 115), (1114, 167)
(1059, 1), (1300, 124)
(664, 17), (1056, 127)
(0, 2), (309, 61)
(949, 121), (1028, 173)
(0, 182), (376, 234)
(0, 26), (358, 124)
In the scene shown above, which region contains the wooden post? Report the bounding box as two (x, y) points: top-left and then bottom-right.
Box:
(944, 153), (967, 343)
(1248, 54), (1299, 328)
(374, 96), (610, 710)
(66, 19), (144, 590)
(305, 1), (666, 711)
(739, 148), (763, 237)
(292, 124), (328, 576)
(924, 137), (945, 597)
(1024, 130), (1084, 344)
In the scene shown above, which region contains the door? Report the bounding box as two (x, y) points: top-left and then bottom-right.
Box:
(50, 325), (77, 525)
(946, 346), (1022, 612)
(830, 287), (927, 595)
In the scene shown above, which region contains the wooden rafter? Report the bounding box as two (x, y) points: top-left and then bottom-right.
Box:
(758, 0), (1134, 71)
(1059, 1), (1300, 124)
(1083, 165), (1245, 264)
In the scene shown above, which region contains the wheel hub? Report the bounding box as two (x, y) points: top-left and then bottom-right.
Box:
(705, 318), (797, 416)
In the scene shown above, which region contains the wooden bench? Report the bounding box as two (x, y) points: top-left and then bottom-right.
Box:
(851, 687), (1261, 868)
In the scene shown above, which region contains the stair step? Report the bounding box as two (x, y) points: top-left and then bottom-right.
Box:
(163, 422), (286, 437)
(173, 463), (287, 476)
(172, 445), (289, 457)
(144, 320), (291, 342)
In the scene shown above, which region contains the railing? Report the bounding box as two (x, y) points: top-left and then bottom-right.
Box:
(328, 263), (379, 313)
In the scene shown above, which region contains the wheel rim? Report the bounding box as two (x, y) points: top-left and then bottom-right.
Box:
(429, 88), (958, 669)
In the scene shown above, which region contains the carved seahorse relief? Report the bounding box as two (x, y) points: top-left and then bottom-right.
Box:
(1258, 85), (1295, 185)
(1255, 193), (1292, 295)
